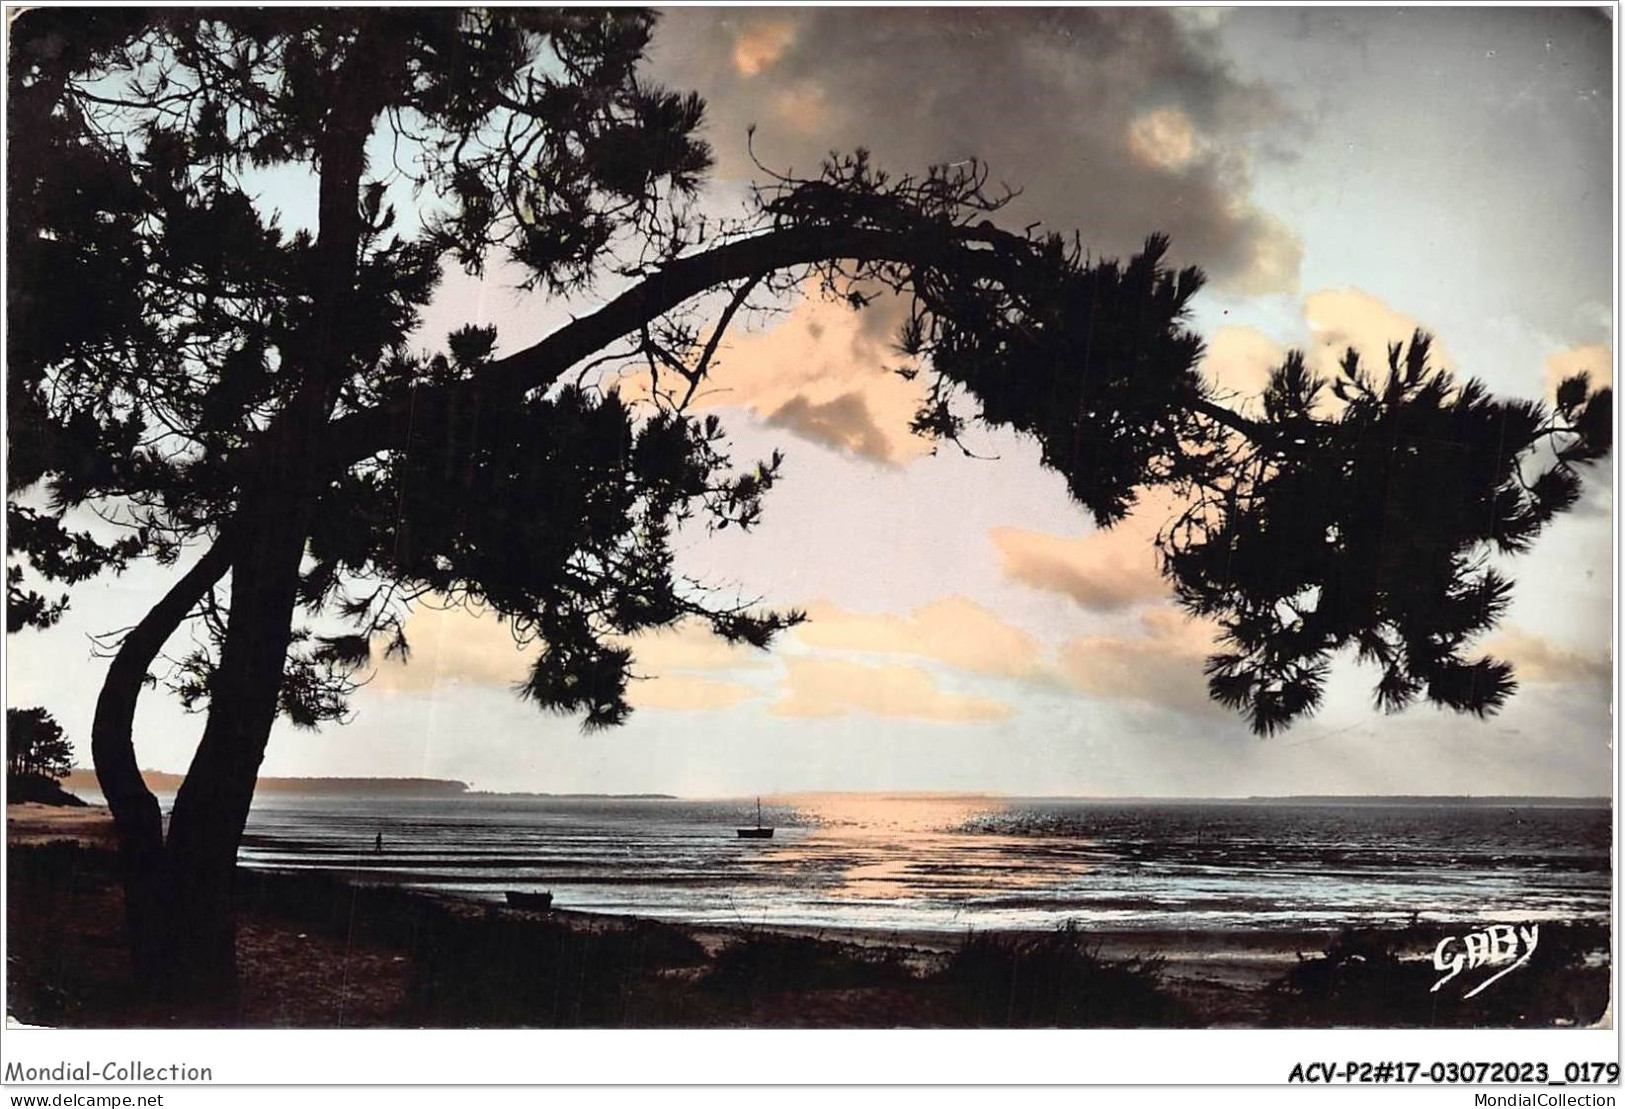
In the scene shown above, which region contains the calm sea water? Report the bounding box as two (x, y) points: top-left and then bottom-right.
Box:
(216, 793), (1612, 934)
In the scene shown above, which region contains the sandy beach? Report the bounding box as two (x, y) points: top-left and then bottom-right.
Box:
(6, 803), (1611, 1029)
(6, 802), (119, 848)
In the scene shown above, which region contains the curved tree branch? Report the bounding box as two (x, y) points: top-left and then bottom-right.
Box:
(92, 532), (235, 857)
(316, 222), (1042, 466)
(304, 222), (1270, 474)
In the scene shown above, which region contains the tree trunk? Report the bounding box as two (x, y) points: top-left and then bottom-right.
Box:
(91, 535), (234, 992)
(137, 26), (386, 999)
(160, 489), (318, 997)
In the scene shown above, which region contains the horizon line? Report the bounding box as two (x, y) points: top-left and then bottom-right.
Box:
(59, 769), (1612, 804)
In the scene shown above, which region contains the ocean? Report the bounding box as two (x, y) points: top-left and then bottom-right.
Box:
(215, 792), (1613, 934)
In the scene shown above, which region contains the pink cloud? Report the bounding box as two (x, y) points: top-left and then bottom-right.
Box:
(770, 657), (1012, 721)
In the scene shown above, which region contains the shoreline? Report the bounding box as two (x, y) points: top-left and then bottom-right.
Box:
(7, 802), (1612, 1029)
(1, 800), (1394, 973)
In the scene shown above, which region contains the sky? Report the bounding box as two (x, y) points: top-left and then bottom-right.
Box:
(8, 7), (1615, 797)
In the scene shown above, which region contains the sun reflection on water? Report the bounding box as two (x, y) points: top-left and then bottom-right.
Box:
(761, 793), (1099, 906)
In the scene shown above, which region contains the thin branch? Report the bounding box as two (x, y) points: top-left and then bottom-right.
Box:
(681, 273), (764, 410)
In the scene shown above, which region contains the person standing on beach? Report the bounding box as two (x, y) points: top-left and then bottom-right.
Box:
(374, 832), (383, 855)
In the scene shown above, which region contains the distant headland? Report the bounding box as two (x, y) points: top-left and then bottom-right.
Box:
(65, 770), (471, 796)
(61, 770), (676, 799)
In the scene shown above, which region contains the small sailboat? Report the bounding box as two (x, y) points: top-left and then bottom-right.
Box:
(736, 797), (774, 839)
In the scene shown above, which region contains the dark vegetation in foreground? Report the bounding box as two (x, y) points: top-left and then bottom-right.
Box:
(6, 775), (87, 807)
(1265, 923), (1610, 1028)
(6, 844), (1609, 1028)
(943, 924), (1187, 1027)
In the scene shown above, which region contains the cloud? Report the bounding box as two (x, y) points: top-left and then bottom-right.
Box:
(1303, 287), (1455, 378)
(794, 596), (1041, 677)
(619, 620), (771, 712)
(621, 619), (772, 675)
(1173, 8), (1236, 34)
(1199, 324), (1286, 410)
(625, 674), (759, 712)
(766, 392), (894, 462)
(606, 283), (926, 463)
(371, 606), (531, 693)
(990, 489), (1183, 611)
(991, 528), (1166, 612)
(1227, 211), (1303, 297)
(1197, 289), (1447, 413)
(674, 295), (930, 463)
(731, 20), (795, 77)
(770, 656), (1013, 721)
(1057, 607), (1223, 716)
(1187, 286), (1456, 417)
(1542, 343), (1613, 400)
(373, 608), (767, 700)
(769, 81), (833, 136)
(649, 8), (1304, 294)
(1485, 628), (1611, 688)
(1128, 106), (1203, 171)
